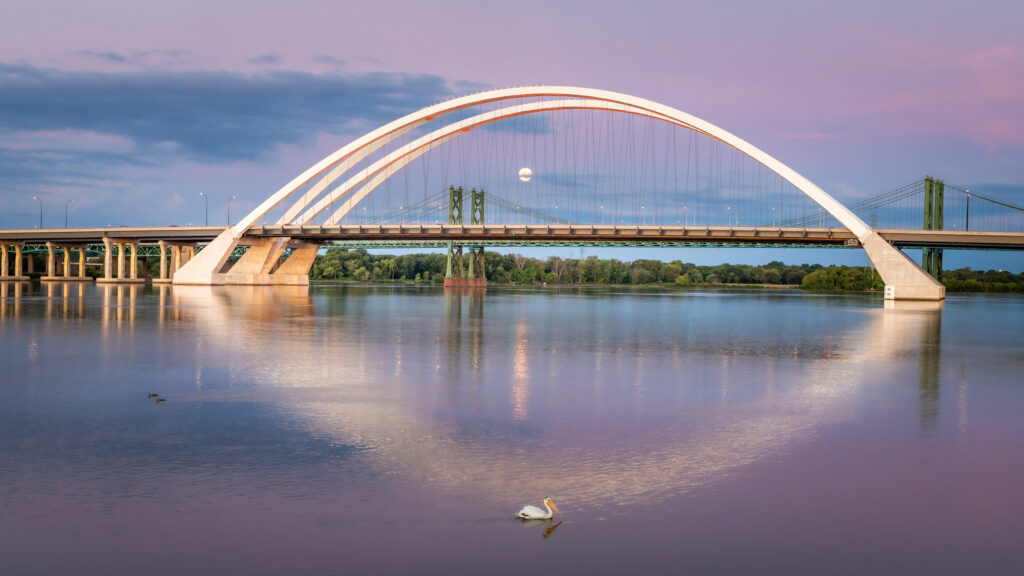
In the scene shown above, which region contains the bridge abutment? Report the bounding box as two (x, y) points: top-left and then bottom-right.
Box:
(861, 232), (945, 300)
(171, 230), (318, 285)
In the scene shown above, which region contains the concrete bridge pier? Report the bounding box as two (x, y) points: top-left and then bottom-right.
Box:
(41, 243), (92, 282)
(1, 242), (31, 281)
(861, 233), (945, 300)
(172, 229), (319, 286)
(97, 238), (147, 284)
(268, 242), (318, 285)
(220, 237), (289, 284)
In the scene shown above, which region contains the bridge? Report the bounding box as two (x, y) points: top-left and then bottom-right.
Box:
(3, 86), (1023, 299)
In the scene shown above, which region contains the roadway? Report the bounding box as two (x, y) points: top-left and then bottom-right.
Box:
(1, 224), (1023, 249)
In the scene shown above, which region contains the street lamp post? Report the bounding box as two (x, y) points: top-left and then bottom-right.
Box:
(199, 192), (208, 226)
(771, 206), (776, 228)
(683, 205), (688, 226)
(641, 205), (645, 226)
(227, 195), (237, 226)
(599, 205), (604, 226)
(727, 206), (731, 228)
(65, 199), (73, 228)
(32, 196), (42, 229)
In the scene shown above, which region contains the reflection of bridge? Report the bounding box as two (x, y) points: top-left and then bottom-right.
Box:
(4, 86), (1024, 299)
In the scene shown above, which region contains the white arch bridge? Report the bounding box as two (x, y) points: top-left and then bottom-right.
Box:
(164, 86), (946, 299)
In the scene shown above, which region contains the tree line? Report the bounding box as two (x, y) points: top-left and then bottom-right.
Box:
(308, 248), (884, 289)
(307, 248), (1024, 292)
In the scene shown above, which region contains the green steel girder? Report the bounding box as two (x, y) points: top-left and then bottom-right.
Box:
(13, 243), (246, 258)
(471, 188), (484, 225)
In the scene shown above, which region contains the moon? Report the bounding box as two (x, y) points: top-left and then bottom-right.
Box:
(518, 167), (533, 182)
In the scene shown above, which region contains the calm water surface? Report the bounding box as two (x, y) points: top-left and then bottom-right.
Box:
(1, 282), (1022, 575)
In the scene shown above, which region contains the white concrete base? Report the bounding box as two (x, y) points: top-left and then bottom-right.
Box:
(41, 276), (94, 282)
(861, 233), (945, 301)
(219, 273), (310, 285)
(96, 277), (147, 284)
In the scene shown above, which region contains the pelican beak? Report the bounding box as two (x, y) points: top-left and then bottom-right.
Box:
(548, 500), (561, 515)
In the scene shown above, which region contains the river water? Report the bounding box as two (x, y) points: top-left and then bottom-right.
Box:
(1, 282), (1022, 575)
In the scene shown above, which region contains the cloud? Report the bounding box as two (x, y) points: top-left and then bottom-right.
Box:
(79, 50), (129, 64)
(249, 53), (282, 65)
(77, 49), (194, 67)
(0, 62), (456, 164)
(314, 55), (347, 68)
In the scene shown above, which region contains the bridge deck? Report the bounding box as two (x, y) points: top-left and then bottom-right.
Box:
(1, 225), (1022, 249)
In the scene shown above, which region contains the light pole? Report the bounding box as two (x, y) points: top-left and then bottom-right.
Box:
(199, 192), (208, 226)
(683, 205), (688, 226)
(727, 206), (732, 228)
(227, 195), (237, 225)
(65, 199), (73, 228)
(641, 205), (645, 226)
(555, 204), (559, 223)
(600, 205), (604, 226)
(32, 196), (42, 229)
(771, 206), (776, 228)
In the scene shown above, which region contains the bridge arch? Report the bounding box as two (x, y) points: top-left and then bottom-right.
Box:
(176, 86), (943, 300)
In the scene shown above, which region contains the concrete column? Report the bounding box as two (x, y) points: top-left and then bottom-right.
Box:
(158, 240), (168, 280)
(116, 242), (126, 279)
(172, 245), (181, 273)
(78, 247), (86, 279)
(1, 244), (8, 277)
(62, 247), (71, 278)
(103, 238), (113, 280)
(16, 245), (25, 276)
(129, 242), (138, 279)
(46, 242), (56, 277)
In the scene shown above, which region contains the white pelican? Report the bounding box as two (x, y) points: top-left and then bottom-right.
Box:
(515, 497), (560, 520)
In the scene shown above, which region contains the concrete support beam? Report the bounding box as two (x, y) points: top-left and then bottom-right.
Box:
(172, 229), (238, 285)
(154, 240), (172, 284)
(220, 237), (289, 284)
(19, 247), (29, 276)
(98, 238), (145, 284)
(42, 242), (94, 280)
(129, 242), (138, 279)
(62, 246), (71, 278)
(46, 242), (56, 277)
(116, 242), (125, 280)
(861, 232), (945, 301)
(268, 242), (319, 285)
(0, 242), (27, 281)
(103, 238), (112, 280)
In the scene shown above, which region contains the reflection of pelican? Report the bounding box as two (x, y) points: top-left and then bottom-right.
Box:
(516, 497), (560, 519)
(543, 521), (563, 539)
(517, 518), (564, 538)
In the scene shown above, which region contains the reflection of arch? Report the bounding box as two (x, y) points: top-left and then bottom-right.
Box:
(169, 287), (947, 511)
(174, 86), (943, 300)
